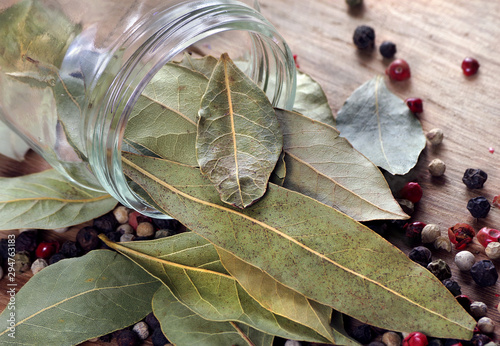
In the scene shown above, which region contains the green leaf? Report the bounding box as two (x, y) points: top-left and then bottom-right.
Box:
(124, 62), (206, 165)
(293, 70), (335, 127)
(336, 76), (426, 175)
(216, 248), (359, 346)
(101, 233), (332, 343)
(196, 53), (283, 208)
(153, 285), (274, 346)
(122, 152), (476, 339)
(0, 250), (160, 345)
(173, 53), (218, 79)
(0, 121), (30, 161)
(276, 109), (408, 221)
(0, 169), (117, 230)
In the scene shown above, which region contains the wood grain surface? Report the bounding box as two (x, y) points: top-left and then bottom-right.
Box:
(2, 0), (500, 344)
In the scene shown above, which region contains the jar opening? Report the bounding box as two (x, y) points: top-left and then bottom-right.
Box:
(90, 0), (296, 217)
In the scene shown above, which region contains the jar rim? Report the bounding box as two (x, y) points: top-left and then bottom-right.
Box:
(89, 0), (296, 217)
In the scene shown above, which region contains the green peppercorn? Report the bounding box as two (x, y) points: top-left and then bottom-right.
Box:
(13, 251), (31, 273)
(427, 259), (452, 281)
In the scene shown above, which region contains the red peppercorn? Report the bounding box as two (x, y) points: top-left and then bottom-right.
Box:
(403, 332), (428, 346)
(404, 221), (426, 239)
(35, 241), (60, 259)
(476, 227), (500, 247)
(448, 223), (476, 250)
(461, 57), (480, 76)
(128, 211), (153, 231)
(386, 58), (411, 81)
(405, 98), (423, 113)
(400, 182), (423, 203)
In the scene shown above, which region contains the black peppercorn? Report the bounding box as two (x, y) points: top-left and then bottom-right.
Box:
(462, 168), (487, 189)
(145, 312), (161, 330)
(467, 197), (490, 218)
(408, 246), (432, 267)
(428, 339), (444, 346)
(93, 212), (119, 233)
(48, 253), (66, 265)
(471, 334), (491, 346)
(151, 218), (181, 233)
(151, 328), (169, 346)
(0, 238), (9, 261)
(427, 259), (452, 281)
(379, 41), (397, 59)
(351, 324), (373, 344)
(470, 260), (498, 287)
(105, 231), (122, 243)
(444, 339), (466, 346)
(134, 236), (153, 241)
(442, 279), (462, 297)
(76, 226), (100, 252)
(368, 342), (385, 346)
(60, 241), (81, 258)
(15, 230), (38, 254)
(99, 333), (113, 343)
(116, 329), (140, 346)
(353, 25), (375, 50)
(455, 295), (472, 314)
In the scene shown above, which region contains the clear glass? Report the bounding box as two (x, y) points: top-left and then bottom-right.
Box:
(0, 0), (296, 217)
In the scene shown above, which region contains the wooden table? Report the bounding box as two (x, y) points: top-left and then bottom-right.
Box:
(2, 0), (500, 343)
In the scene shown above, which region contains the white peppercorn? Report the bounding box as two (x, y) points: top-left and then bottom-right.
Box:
(381, 331), (401, 346)
(428, 159), (446, 177)
(31, 258), (48, 275)
(120, 233), (135, 242)
(455, 251), (475, 271)
(470, 301), (488, 319)
(426, 128), (444, 145)
(113, 206), (130, 224)
(53, 227), (69, 233)
(478, 317), (495, 334)
(133, 321), (150, 340)
(485, 242), (500, 260)
(434, 236), (451, 252)
(117, 223), (134, 235)
(136, 222), (155, 237)
(421, 224), (441, 243)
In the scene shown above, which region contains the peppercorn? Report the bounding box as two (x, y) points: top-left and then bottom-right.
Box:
(31, 258), (48, 275)
(0, 238), (9, 262)
(145, 312), (161, 330)
(151, 328), (169, 346)
(428, 339), (444, 346)
(421, 224), (441, 243)
(106, 231), (122, 243)
(351, 324), (373, 344)
(93, 212), (119, 233)
(99, 333), (113, 342)
(368, 342), (386, 346)
(379, 41), (396, 59)
(444, 339), (463, 346)
(442, 279), (462, 297)
(15, 230), (38, 253)
(116, 329), (140, 346)
(408, 246), (432, 267)
(35, 241), (59, 259)
(76, 226), (100, 252)
(136, 222), (155, 237)
(346, 0), (363, 6)
(400, 182), (423, 203)
(485, 242), (500, 260)
(155, 230), (173, 239)
(49, 253), (66, 265)
(113, 205), (130, 224)
(353, 25), (375, 50)
(455, 295), (472, 314)
(382, 332), (402, 346)
(462, 168), (487, 189)
(476, 227), (500, 247)
(405, 221), (426, 240)
(471, 260), (498, 287)
(13, 251), (31, 273)
(403, 332), (428, 346)
(477, 317), (495, 334)
(467, 197), (491, 218)
(471, 334), (492, 346)
(128, 211), (153, 230)
(455, 251), (475, 272)
(448, 223), (475, 250)
(462, 57), (480, 76)
(426, 128), (444, 145)
(151, 218), (181, 233)
(117, 223), (134, 235)
(470, 301), (488, 319)
(428, 159), (446, 177)
(386, 59), (411, 81)
(434, 236), (452, 252)
(398, 199), (415, 215)
(406, 98), (423, 114)
(120, 234), (135, 242)
(427, 259), (452, 281)
(132, 321), (150, 340)
(60, 241), (81, 258)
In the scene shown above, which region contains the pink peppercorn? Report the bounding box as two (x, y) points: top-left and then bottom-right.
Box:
(403, 332), (428, 346)
(448, 223), (475, 250)
(405, 98), (423, 113)
(386, 59), (411, 81)
(461, 57), (480, 76)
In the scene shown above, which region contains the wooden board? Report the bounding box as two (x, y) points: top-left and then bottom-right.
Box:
(2, 0), (500, 343)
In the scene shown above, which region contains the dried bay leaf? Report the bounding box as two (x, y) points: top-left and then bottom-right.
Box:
(153, 285), (274, 346)
(276, 109), (407, 221)
(0, 250), (160, 345)
(101, 233), (333, 343)
(196, 53), (283, 208)
(0, 121), (30, 161)
(336, 76), (426, 175)
(122, 152), (476, 339)
(0, 169), (117, 230)
(294, 70), (335, 127)
(173, 53), (218, 79)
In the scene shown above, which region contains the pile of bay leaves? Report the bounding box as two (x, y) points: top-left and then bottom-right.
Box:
(0, 54), (476, 345)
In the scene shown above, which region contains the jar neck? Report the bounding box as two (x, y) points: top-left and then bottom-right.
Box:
(87, 0), (296, 217)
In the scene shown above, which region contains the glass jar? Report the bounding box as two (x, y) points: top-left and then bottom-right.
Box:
(0, 0), (296, 217)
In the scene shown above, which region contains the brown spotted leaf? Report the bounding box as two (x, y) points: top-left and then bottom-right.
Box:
(196, 53), (282, 208)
